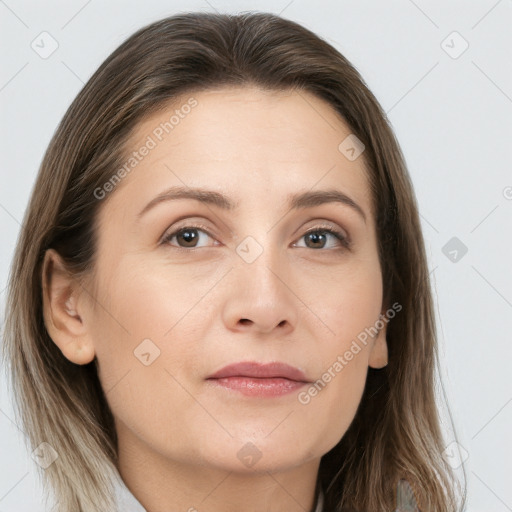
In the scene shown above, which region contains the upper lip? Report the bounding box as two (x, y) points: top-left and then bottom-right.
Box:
(207, 361), (311, 382)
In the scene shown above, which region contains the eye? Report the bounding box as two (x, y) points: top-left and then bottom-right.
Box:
(162, 224), (217, 249)
(161, 223), (350, 251)
(294, 225), (350, 250)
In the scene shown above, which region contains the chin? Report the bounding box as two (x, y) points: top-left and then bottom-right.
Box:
(201, 436), (314, 474)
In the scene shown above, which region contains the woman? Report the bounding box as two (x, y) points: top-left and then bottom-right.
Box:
(2, 11), (465, 512)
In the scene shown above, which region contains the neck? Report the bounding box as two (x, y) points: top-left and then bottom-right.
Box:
(116, 422), (321, 512)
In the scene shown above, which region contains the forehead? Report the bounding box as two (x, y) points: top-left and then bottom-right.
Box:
(106, 85), (373, 221)
(131, 86), (358, 163)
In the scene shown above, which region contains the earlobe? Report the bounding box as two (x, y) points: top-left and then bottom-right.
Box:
(368, 321), (388, 369)
(41, 249), (96, 365)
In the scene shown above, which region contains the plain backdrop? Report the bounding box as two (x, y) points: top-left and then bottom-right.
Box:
(1, 1), (511, 510)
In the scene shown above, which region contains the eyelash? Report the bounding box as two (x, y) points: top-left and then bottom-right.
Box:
(161, 222), (351, 251)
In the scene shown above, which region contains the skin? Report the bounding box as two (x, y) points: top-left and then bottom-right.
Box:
(42, 86), (388, 512)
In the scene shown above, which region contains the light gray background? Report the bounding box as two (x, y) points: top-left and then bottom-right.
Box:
(1, 1), (511, 510)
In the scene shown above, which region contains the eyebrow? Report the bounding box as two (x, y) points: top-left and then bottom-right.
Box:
(137, 185), (366, 223)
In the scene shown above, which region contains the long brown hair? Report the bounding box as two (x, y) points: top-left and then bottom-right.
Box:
(2, 11), (465, 511)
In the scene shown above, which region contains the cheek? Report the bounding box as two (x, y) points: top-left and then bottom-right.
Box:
(298, 264), (380, 441)
(89, 265), (206, 450)
(316, 263), (383, 345)
(89, 257), (213, 403)
(299, 334), (370, 452)
(295, 343), (369, 458)
(95, 256), (217, 341)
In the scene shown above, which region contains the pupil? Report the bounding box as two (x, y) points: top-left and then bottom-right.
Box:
(179, 229), (198, 247)
(308, 232), (325, 248)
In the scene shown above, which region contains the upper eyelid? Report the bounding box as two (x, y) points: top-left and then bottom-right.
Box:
(163, 219), (347, 235)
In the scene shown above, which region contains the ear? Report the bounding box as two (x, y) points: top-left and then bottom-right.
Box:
(368, 313), (388, 369)
(41, 248), (95, 365)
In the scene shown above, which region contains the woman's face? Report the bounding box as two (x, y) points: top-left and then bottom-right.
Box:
(63, 86), (387, 474)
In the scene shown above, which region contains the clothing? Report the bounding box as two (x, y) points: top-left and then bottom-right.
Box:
(113, 474), (324, 511)
(113, 474), (145, 511)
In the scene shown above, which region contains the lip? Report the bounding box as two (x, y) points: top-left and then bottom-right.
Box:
(206, 361), (311, 398)
(207, 361), (310, 381)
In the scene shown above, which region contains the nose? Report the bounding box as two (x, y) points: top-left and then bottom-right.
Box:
(221, 247), (299, 336)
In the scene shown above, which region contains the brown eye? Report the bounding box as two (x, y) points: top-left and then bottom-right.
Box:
(175, 228), (200, 247)
(305, 231), (329, 249)
(162, 225), (215, 248)
(298, 227), (349, 250)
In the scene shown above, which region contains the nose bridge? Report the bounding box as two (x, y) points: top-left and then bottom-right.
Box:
(235, 231), (288, 298)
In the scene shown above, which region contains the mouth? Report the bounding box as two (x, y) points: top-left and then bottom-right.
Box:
(206, 361), (311, 398)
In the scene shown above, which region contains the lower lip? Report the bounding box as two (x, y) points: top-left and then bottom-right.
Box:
(207, 377), (307, 397)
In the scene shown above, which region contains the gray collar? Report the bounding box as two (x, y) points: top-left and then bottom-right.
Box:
(113, 475), (145, 511)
